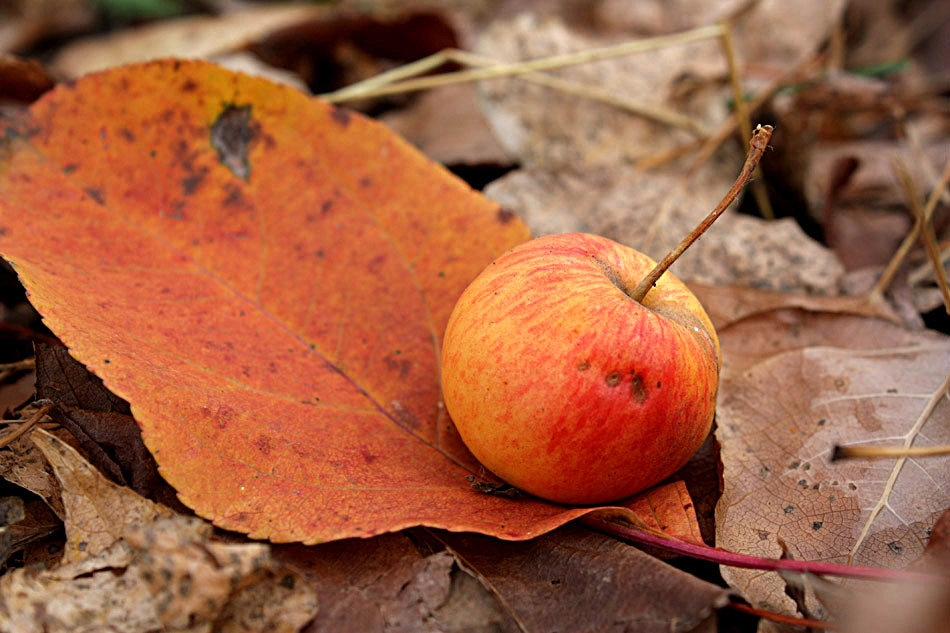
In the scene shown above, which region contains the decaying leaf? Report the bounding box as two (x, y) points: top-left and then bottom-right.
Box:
(715, 308), (950, 620)
(34, 342), (181, 509)
(0, 428), (317, 633)
(278, 533), (517, 633)
(440, 525), (731, 633)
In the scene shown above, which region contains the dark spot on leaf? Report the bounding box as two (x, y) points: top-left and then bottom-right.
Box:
(84, 187), (105, 204)
(789, 460), (800, 469)
(756, 529), (769, 540)
(384, 355), (412, 377)
(812, 484), (820, 490)
(331, 107), (351, 127)
(210, 104), (254, 181)
(359, 176), (372, 188)
(605, 371), (622, 387)
(683, 503), (692, 511)
(551, 579), (561, 585)
(321, 199), (333, 214)
(812, 521), (823, 530)
(62, 163), (78, 174)
(314, 249), (324, 258)
(577, 360), (590, 371)
(849, 483), (857, 490)
(360, 446), (378, 464)
(119, 128), (135, 142)
(181, 167), (208, 195)
(78, 541), (88, 551)
(818, 418), (827, 425)
(759, 466), (770, 478)
(0, 227), (6, 236)
(103, 359), (110, 364)
(887, 541), (904, 555)
(254, 435), (272, 456)
(181, 79), (198, 92)
(279, 574), (296, 590)
(631, 374), (647, 403)
(438, 271), (446, 278)
(497, 208), (516, 224)
(223, 183), (251, 209)
(798, 479), (807, 487)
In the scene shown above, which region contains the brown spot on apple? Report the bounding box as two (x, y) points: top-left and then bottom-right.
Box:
(631, 374), (647, 403)
(577, 360), (590, 371)
(605, 372), (622, 387)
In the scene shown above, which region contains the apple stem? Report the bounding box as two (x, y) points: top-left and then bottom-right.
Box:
(581, 516), (948, 584)
(628, 124), (774, 304)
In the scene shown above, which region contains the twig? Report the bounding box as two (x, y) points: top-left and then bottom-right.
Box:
(719, 21), (774, 220)
(833, 444), (950, 460)
(582, 516), (948, 584)
(728, 601), (836, 629)
(0, 322), (62, 346)
(871, 155), (950, 300)
(629, 124), (773, 303)
(0, 402), (53, 449)
(319, 25), (725, 101)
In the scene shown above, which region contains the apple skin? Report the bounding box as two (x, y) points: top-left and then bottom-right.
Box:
(441, 233), (720, 505)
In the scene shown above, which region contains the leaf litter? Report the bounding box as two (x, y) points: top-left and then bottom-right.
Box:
(1, 1), (950, 631)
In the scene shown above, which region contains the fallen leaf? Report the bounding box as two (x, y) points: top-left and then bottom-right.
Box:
(485, 163), (846, 292)
(0, 435), (65, 520)
(0, 515), (319, 633)
(34, 342), (182, 509)
(0, 59), (700, 543)
(51, 5), (331, 78)
(715, 308), (950, 620)
(0, 427), (318, 633)
(381, 84), (513, 166)
(0, 55), (55, 103)
(689, 282), (901, 331)
(476, 13), (726, 168)
(278, 533), (518, 633)
(0, 496), (24, 567)
(439, 525), (731, 633)
(30, 428), (173, 564)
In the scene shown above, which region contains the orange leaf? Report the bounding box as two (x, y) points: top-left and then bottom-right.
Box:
(0, 60), (685, 542)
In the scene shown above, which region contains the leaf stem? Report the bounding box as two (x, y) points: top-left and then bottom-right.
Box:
(832, 443), (950, 460)
(581, 516), (949, 584)
(728, 601), (836, 629)
(628, 124), (773, 303)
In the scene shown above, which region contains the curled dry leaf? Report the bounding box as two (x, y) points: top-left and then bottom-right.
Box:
(0, 428), (317, 633)
(715, 309), (950, 620)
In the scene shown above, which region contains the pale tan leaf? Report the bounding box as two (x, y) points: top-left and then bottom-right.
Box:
(715, 310), (950, 619)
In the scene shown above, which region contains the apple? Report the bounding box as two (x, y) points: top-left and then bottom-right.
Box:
(441, 232), (720, 505)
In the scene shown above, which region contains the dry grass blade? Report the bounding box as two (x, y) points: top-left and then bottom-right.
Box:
(832, 444), (950, 460)
(719, 21), (774, 220)
(872, 156), (950, 300)
(319, 24), (724, 101)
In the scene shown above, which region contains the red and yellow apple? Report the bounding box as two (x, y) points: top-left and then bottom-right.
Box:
(441, 233), (720, 505)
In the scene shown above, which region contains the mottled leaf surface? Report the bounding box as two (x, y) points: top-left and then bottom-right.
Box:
(715, 309), (950, 617)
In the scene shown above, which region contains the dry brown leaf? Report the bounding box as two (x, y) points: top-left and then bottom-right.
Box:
(0, 428), (317, 633)
(690, 282), (901, 331)
(485, 162), (845, 292)
(715, 309), (950, 620)
(51, 5), (331, 79)
(0, 516), (318, 633)
(440, 525), (731, 633)
(475, 13), (726, 168)
(381, 84), (513, 165)
(277, 533), (517, 633)
(0, 435), (64, 520)
(29, 428), (173, 564)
